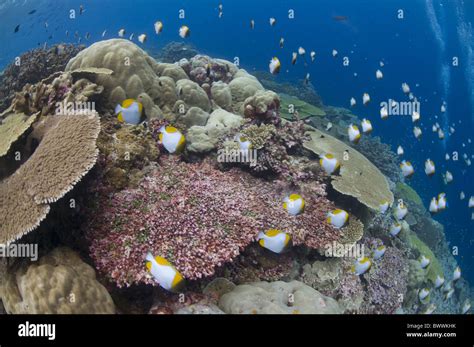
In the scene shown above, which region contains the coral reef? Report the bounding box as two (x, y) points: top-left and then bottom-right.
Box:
(178, 55), (237, 86)
(0, 44), (85, 112)
(219, 120), (312, 179)
(396, 182), (423, 206)
(220, 245), (300, 284)
(242, 90), (281, 124)
(175, 79), (211, 112)
(0, 114), (100, 245)
(279, 93), (326, 120)
(303, 127), (394, 210)
(355, 136), (402, 183)
(11, 71), (104, 117)
(66, 39), (172, 118)
(299, 257), (364, 313)
(186, 109), (243, 153)
(0, 247), (115, 314)
(401, 230), (444, 284)
(95, 123), (160, 190)
(155, 41), (199, 63)
(86, 156), (339, 286)
(228, 71), (264, 113)
(253, 71), (323, 107)
(360, 245), (409, 314)
(219, 280), (343, 314)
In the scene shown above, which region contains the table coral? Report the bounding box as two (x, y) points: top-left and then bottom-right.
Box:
(86, 156), (339, 286)
(303, 126), (394, 210)
(0, 111), (39, 158)
(0, 114), (100, 245)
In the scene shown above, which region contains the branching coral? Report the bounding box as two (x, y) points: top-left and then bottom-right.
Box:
(11, 72), (103, 117)
(220, 120), (312, 180)
(86, 156), (339, 286)
(0, 113), (100, 245)
(360, 244), (409, 314)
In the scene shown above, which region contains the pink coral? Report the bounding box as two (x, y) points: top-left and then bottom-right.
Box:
(86, 156), (338, 287)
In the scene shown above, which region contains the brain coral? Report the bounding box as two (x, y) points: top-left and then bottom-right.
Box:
(303, 126), (394, 210)
(218, 280), (343, 314)
(0, 113), (100, 245)
(86, 156), (340, 286)
(66, 39), (175, 115)
(0, 247), (115, 314)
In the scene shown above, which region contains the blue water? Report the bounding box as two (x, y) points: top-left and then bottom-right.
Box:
(1, 0), (473, 284)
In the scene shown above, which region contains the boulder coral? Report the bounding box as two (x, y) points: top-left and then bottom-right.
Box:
(0, 247), (115, 314)
(66, 39), (171, 117)
(218, 280), (343, 314)
(186, 108), (243, 153)
(86, 156), (340, 286)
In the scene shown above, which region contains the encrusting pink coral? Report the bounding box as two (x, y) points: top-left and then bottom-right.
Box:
(86, 156), (339, 287)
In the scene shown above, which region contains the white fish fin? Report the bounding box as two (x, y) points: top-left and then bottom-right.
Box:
(115, 104), (123, 115)
(145, 252), (155, 263)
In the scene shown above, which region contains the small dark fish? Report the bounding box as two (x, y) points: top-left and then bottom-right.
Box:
(85, 32), (90, 40)
(28, 9), (37, 15)
(206, 64), (211, 77)
(333, 15), (348, 22)
(14, 24), (20, 33)
(80, 5), (85, 15)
